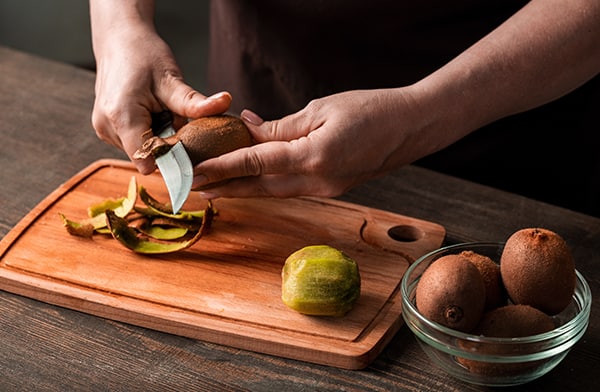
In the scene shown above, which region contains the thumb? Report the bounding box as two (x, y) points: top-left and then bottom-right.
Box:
(160, 78), (233, 119)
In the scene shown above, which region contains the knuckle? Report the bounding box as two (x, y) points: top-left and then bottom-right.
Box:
(303, 98), (323, 113)
(243, 150), (264, 177)
(158, 67), (183, 87)
(268, 120), (282, 139)
(159, 69), (184, 93)
(182, 88), (199, 104)
(180, 88), (201, 112)
(91, 108), (112, 142)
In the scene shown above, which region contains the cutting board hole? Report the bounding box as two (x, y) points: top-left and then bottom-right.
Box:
(387, 225), (424, 242)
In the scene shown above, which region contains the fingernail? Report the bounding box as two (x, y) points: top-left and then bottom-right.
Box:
(206, 91), (230, 101)
(198, 191), (218, 200)
(241, 109), (264, 125)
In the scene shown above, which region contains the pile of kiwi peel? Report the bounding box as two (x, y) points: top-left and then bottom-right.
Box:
(415, 228), (577, 375)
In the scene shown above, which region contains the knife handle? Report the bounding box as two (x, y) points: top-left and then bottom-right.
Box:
(151, 111), (174, 135)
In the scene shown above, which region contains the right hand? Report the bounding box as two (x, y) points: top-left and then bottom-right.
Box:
(91, 24), (231, 174)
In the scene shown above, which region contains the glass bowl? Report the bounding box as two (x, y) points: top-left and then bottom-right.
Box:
(401, 242), (591, 387)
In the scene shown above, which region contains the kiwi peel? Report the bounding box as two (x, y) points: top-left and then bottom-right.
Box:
(60, 176), (216, 254)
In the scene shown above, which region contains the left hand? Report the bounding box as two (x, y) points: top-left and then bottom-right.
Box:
(191, 88), (441, 198)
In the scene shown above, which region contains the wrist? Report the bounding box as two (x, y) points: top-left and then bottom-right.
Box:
(383, 85), (469, 161)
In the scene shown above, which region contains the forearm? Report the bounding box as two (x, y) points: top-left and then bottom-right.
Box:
(89, 0), (156, 58)
(412, 0), (600, 153)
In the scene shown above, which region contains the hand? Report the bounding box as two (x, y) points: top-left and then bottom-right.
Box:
(192, 88), (440, 198)
(90, 25), (231, 174)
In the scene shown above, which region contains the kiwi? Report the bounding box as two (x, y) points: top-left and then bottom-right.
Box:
(500, 228), (576, 315)
(459, 250), (506, 310)
(474, 304), (555, 338)
(457, 304), (555, 376)
(281, 245), (361, 317)
(134, 114), (252, 164)
(415, 254), (486, 333)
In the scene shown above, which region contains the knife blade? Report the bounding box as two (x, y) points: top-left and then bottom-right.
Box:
(151, 111), (193, 214)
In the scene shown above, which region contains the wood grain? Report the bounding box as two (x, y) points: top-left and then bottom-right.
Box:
(3, 46), (599, 391)
(0, 159), (445, 369)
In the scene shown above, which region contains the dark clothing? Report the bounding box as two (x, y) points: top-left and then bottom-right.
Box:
(207, 0), (599, 217)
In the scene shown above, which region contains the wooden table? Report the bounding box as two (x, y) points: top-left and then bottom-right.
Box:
(1, 45), (598, 391)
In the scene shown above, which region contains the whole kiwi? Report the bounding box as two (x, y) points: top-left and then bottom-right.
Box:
(416, 254), (486, 333)
(134, 114), (253, 164)
(500, 228), (576, 315)
(474, 304), (555, 338)
(457, 304), (555, 375)
(459, 250), (506, 310)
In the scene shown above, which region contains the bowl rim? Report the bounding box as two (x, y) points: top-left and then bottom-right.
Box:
(401, 241), (592, 345)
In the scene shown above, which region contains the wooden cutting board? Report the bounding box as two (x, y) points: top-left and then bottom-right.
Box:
(0, 159), (445, 369)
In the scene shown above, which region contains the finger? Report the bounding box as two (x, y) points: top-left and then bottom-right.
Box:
(94, 119), (156, 175)
(99, 104), (157, 174)
(94, 124), (123, 151)
(91, 103), (124, 150)
(120, 127), (157, 174)
(241, 108), (323, 143)
(192, 140), (302, 189)
(91, 86), (164, 174)
(160, 77), (232, 119)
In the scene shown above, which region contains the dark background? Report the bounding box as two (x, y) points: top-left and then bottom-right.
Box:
(2, 0), (596, 217)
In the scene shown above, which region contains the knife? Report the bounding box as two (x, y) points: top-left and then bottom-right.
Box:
(151, 111), (193, 214)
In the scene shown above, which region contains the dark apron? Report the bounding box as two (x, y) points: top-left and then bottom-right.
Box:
(206, 0), (600, 217)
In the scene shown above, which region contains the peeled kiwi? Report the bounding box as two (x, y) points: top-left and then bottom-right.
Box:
(134, 114), (252, 164)
(459, 250), (506, 310)
(500, 228), (576, 315)
(415, 254), (486, 333)
(281, 245), (361, 317)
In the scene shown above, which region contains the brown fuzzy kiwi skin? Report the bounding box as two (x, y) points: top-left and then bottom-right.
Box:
(459, 250), (507, 311)
(416, 254), (486, 333)
(457, 304), (555, 376)
(473, 304), (555, 338)
(134, 115), (253, 164)
(500, 228), (576, 315)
